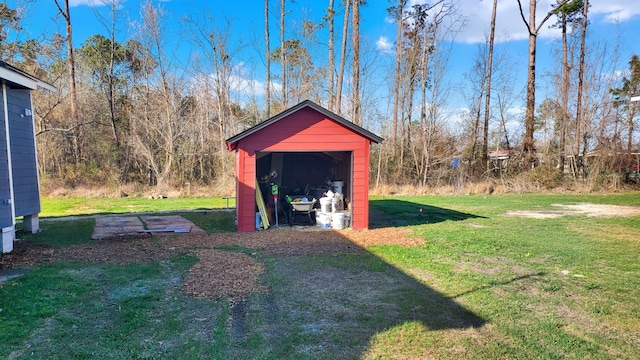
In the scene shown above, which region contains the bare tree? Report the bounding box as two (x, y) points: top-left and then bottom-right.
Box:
(129, 0), (187, 187)
(86, 0), (129, 182)
(351, 0), (362, 125)
(54, 0), (80, 163)
(482, 0), (497, 166)
(516, 0), (569, 166)
(326, 0), (336, 111)
(574, 0), (588, 177)
(390, 0), (407, 145)
(335, 0), (350, 114)
(464, 46), (487, 174)
(265, 0), (271, 116)
(558, 2), (571, 174)
(279, 0), (287, 107)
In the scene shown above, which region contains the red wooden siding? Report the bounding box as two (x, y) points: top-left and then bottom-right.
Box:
(236, 148), (256, 232)
(241, 108), (367, 152)
(350, 147), (369, 230)
(229, 102), (380, 232)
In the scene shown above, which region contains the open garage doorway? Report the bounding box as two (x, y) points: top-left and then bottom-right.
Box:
(256, 151), (352, 227)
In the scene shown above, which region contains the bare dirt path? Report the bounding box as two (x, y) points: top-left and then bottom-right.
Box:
(505, 203), (640, 219)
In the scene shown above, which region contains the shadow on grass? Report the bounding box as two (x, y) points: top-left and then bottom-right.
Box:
(369, 199), (486, 228)
(223, 183), (490, 357)
(452, 272), (547, 299)
(228, 230), (488, 358)
(6, 203), (493, 358)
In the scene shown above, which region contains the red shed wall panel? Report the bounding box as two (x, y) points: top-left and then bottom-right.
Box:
(236, 148), (257, 232)
(350, 146), (369, 230)
(234, 106), (373, 232)
(241, 108), (367, 152)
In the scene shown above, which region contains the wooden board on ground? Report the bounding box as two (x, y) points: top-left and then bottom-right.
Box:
(140, 215), (206, 234)
(92, 215), (205, 239)
(92, 216), (145, 239)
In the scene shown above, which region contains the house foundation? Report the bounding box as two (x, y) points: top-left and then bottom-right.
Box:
(1, 226), (14, 253)
(23, 214), (39, 233)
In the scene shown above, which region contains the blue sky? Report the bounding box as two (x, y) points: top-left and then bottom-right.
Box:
(8, 0), (640, 132)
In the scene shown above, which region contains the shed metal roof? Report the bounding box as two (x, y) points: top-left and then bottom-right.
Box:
(226, 99), (383, 151)
(0, 61), (56, 91)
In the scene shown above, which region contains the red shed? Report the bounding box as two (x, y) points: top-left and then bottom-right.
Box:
(226, 100), (383, 232)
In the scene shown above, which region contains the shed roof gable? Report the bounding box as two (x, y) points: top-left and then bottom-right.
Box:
(226, 100), (382, 151)
(0, 61), (56, 91)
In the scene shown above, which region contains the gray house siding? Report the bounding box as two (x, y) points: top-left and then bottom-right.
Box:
(0, 86), (14, 229)
(7, 88), (40, 216)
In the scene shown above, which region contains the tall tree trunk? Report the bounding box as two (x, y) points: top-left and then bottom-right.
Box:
(335, 0), (350, 114)
(327, 0), (336, 111)
(392, 0), (406, 146)
(482, 0), (497, 167)
(54, 0), (79, 164)
(470, 88), (484, 174)
(560, 11), (568, 175)
(520, 0), (537, 165)
(575, 0), (588, 178)
(517, 0), (569, 167)
(280, 0), (287, 108)
(351, 0), (361, 125)
(627, 106), (635, 159)
(419, 16), (429, 185)
(265, 0), (271, 117)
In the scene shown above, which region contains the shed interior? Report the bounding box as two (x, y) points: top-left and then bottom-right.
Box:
(256, 151), (352, 226)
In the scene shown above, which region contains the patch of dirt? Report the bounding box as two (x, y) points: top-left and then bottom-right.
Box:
(0, 226), (421, 302)
(505, 203), (640, 219)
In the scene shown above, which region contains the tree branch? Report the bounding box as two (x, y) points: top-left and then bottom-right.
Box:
(36, 121), (95, 136)
(536, 0), (571, 33)
(516, 0), (532, 34)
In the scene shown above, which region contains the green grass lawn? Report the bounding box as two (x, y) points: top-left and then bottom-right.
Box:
(2, 192), (639, 359)
(39, 196), (235, 218)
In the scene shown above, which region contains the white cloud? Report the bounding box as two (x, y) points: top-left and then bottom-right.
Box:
(229, 75), (281, 98)
(230, 75), (264, 96)
(453, 0), (562, 44)
(442, 0), (640, 44)
(228, 62), (281, 98)
(376, 36), (393, 54)
(591, 1), (640, 23)
(506, 105), (526, 117)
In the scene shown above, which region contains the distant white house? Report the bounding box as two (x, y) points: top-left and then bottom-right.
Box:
(0, 61), (55, 253)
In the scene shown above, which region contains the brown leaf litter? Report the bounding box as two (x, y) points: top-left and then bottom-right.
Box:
(0, 227), (421, 302)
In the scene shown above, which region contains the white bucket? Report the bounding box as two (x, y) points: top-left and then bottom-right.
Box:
(316, 212), (331, 229)
(332, 211), (346, 230)
(331, 197), (340, 213)
(319, 197), (332, 213)
(332, 180), (344, 194)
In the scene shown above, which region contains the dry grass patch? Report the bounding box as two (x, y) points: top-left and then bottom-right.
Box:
(505, 203), (640, 219)
(452, 255), (531, 277)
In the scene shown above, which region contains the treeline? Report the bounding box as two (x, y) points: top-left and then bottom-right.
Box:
(1, 0), (638, 193)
